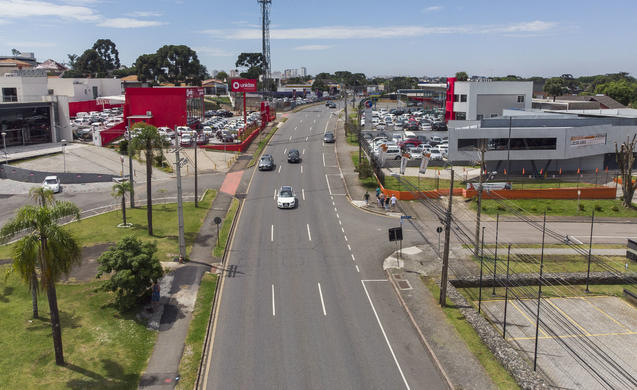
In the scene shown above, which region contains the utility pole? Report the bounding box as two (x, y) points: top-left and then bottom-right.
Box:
(194, 143), (198, 207)
(174, 146), (186, 259)
(128, 126), (135, 208)
(439, 169), (455, 307)
(475, 139), (486, 256)
(343, 87), (348, 136)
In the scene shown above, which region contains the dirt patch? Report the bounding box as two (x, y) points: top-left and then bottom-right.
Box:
(62, 243), (114, 283)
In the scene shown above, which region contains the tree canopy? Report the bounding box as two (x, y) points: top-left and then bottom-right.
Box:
(133, 45), (208, 86)
(455, 71), (469, 81)
(235, 52), (264, 80)
(65, 39), (121, 78)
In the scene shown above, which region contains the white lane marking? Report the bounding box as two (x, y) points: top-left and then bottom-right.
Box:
(330, 196), (333, 201)
(314, 119), (316, 123)
(271, 224), (274, 242)
(356, 265), (360, 273)
(302, 188), (305, 200)
(344, 235), (348, 241)
(336, 212), (340, 219)
(332, 201), (335, 206)
(284, 147), (287, 154)
(273, 189), (277, 200)
(324, 121), (329, 134)
(351, 254), (355, 261)
(347, 244), (351, 250)
(361, 280), (410, 390)
(341, 227), (345, 233)
(272, 284), (276, 316)
(289, 135), (292, 141)
(309, 126), (312, 132)
(325, 174), (332, 195)
(300, 165), (303, 174)
(307, 223), (312, 241)
(294, 126), (297, 131)
(318, 282), (327, 316)
(306, 136), (309, 141)
(277, 165), (282, 173)
(302, 148), (305, 155)
(300, 119), (303, 123)
(322, 153), (325, 167)
(339, 220), (342, 226)
(362, 279), (388, 282)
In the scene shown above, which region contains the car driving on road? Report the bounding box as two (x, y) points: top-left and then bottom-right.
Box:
(258, 154), (275, 171)
(323, 132), (335, 143)
(276, 186), (297, 209)
(287, 149), (300, 163)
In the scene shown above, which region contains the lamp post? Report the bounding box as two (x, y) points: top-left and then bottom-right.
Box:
(61, 139), (67, 173)
(1, 132), (7, 165)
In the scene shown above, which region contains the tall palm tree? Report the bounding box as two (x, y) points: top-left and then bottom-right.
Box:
(112, 180), (132, 226)
(130, 122), (164, 236)
(1, 201), (81, 365)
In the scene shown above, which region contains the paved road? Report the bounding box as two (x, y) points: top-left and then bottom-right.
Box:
(0, 173), (225, 226)
(203, 104), (447, 389)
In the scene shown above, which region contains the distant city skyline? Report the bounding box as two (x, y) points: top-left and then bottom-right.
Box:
(0, 0), (636, 78)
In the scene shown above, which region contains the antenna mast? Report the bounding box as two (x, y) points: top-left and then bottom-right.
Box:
(258, 0), (272, 94)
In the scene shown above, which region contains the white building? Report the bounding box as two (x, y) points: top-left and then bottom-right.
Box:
(47, 78), (122, 102)
(447, 80), (532, 121)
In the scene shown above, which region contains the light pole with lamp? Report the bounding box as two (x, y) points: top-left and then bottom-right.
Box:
(1, 132), (7, 164)
(61, 139), (67, 173)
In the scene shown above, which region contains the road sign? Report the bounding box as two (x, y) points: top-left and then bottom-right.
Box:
(400, 215), (412, 220)
(436, 226), (443, 233)
(214, 216), (222, 225)
(365, 100), (372, 108)
(231, 78), (257, 92)
(388, 227), (403, 242)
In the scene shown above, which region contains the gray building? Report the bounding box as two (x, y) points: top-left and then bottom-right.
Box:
(448, 109), (637, 173)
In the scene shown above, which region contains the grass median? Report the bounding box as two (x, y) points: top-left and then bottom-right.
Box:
(0, 265), (156, 389)
(0, 190), (216, 261)
(213, 198), (240, 258)
(469, 254), (635, 274)
(474, 198), (637, 218)
(176, 273), (217, 390)
(248, 125), (280, 168)
(422, 276), (520, 389)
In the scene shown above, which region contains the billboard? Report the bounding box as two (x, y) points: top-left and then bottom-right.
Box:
(231, 79), (258, 93)
(570, 134), (606, 147)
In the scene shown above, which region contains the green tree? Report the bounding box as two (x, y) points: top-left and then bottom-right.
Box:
(66, 54), (78, 69)
(96, 236), (163, 311)
(215, 71), (228, 82)
(156, 45), (208, 85)
(595, 80), (636, 106)
(112, 181), (132, 226)
(74, 49), (108, 77)
(134, 53), (160, 84)
(92, 39), (120, 71)
(235, 52), (264, 80)
(1, 200), (81, 365)
(616, 135), (637, 208)
(543, 77), (566, 101)
(455, 71), (469, 81)
(129, 122), (165, 235)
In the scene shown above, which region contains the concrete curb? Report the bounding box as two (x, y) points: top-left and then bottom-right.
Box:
(385, 270), (455, 390)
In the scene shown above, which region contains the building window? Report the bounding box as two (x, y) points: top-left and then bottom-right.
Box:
(454, 94), (459, 102)
(2, 88), (18, 102)
(460, 94), (467, 102)
(92, 86), (98, 99)
(517, 95), (525, 103)
(455, 112), (466, 120)
(48, 89), (54, 95)
(477, 114), (484, 120)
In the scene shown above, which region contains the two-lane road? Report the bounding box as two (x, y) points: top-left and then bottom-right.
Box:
(203, 104), (448, 389)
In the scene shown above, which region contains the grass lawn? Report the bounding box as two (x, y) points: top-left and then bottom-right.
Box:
(383, 175), (463, 192)
(461, 284), (636, 302)
(0, 191), (216, 261)
(475, 198), (637, 218)
(205, 96), (230, 105)
(508, 181), (597, 189)
(176, 273), (217, 390)
(422, 277), (520, 389)
(0, 265), (156, 389)
(350, 152), (378, 190)
(470, 254), (635, 275)
(213, 198), (239, 258)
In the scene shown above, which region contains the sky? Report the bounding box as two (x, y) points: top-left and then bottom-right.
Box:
(1, 0), (636, 78)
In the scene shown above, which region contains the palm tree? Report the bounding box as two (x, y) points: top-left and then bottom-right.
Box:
(112, 180), (132, 226)
(130, 122), (164, 236)
(1, 201), (81, 365)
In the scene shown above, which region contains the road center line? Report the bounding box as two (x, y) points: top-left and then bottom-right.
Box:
(322, 153), (325, 167)
(318, 282), (327, 316)
(325, 174), (332, 195)
(300, 165), (303, 174)
(336, 212), (340, 219)
(277, 165), (281, 174)
(361, 280), (410, 390)
(302, 148), (305, 155)
(305, 136), (308, 141)
(271, 224), (274, 242)
(289, 135), (292, 141)
(284, 147), (287, 154)
(347, 244), (351, 250)
(351, 254), (355, 261)
(272, 284), (276, 316)
(302, 188), (305, 200)
(341, 227), (345, 233)
(307, 223), (312, 241)
(344, 235), (348, 241)
(356, 265), (360, 273)
(273, 189), (276, 200)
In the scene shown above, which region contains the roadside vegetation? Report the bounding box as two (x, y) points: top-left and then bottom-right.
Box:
(176, 273), (217, 389)
(248, 123), (280, 167)
(468, 254), (635, 275)
(422, 277), (520, 390)
(213, 198), (240, 258)
(351, 152), (377, 190)
(383, 175), (463, 192)
(474, 198), (637, 218)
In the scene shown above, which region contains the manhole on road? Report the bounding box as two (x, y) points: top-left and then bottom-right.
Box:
(397, 280), (412, 290)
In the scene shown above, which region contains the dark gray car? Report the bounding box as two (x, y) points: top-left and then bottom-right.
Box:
(258, 154), (275, 171)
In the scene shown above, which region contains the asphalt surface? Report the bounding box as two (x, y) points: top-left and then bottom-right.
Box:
(203, 104), (447, 389)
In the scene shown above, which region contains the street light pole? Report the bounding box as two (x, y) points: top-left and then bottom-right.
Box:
(61, 139), (67, 173)
(127, 124), (135, 208)
(1, 132), (7, 165)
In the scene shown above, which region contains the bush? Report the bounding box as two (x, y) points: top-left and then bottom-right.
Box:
(594, 204), (603, 212)
(357, 157), (373, 179)
(612, 205), (620, 212)
(97, 236), (164, 311)
(578, 203), (586, 211)
(496, 205), (506, 212)
(119, 139), (128, 155)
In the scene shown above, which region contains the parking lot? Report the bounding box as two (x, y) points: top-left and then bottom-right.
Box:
(480, 295), (637, 389)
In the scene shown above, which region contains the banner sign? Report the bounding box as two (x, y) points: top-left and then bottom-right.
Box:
(570, 134), (606, 147)
(419, 152), (431, 174)
(231, 79), (257, 93)
(400, 154), (409, 174)
(186, 87), (205, 98)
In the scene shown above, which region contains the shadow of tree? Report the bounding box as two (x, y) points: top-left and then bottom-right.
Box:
(65, 359), (139, 389)
(0, 286), (14, 303)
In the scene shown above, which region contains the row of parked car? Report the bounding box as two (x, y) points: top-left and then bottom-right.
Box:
(71, 107), (124, 140)
(364, 107), (447, 132)
(363, 131), (449, 161)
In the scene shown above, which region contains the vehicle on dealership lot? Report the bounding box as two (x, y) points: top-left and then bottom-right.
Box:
(258, 154), (275, 171)
(323, 132), (335, 143)
(328, 102), (336, 108)
(196, 133), (208, 145)
(42, 175), (61, 193)
(180, 134), (193, 147)
(430, 149), (443, 160)
(407, 146), (423, 160)
(399, 138), (422, 149)
(276, 186), (297, 209)
(429, 135), (442, 145)
(287, 149), (300, 163)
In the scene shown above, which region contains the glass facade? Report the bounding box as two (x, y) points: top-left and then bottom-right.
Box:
(0, 104), (52, 146)
(186, 96), (203, 128)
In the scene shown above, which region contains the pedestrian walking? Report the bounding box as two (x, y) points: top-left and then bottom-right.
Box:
(390, 194), (397, 210)
(384, 195), (390, 210)
(151, 281), (160, 309)
(364, 191), (370, 205)
(378, 192), (385, 208)
(376, 186), (381, 199)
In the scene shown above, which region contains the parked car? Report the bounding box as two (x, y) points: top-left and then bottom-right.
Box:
(328, 103), (336, 108)
(258, 154), (275, 171)
(432, 121), (448, 131)
(407, 146), (423, 160)
(323, 132), (335, 143)
(276, 186), (297, 209)
(383, 146), (402, 160)
(399, 138), (423, 149)
(430, 136), (442, 146)
(42, 175), (61, 193)
(196, 133), (208, 145)
(180, 134), (193, 147)
(430, 149), (443, 160)
(287, 149), (300, 163)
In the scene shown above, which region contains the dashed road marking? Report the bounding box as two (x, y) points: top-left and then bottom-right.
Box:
(272, 284), (276, 316)
(307, 223), (312, 241)
(356, 265), (360, 273)
(318, 282), (327, 316)
(271, 224), (274, 242)
(351, 253), (355, 261)
(277, 165), (281, 173)
(302, 188), (305, 200)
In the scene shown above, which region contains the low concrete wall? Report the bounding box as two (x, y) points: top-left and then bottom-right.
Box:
(463, 186), (616, 200)
(450, 271), (637, 289)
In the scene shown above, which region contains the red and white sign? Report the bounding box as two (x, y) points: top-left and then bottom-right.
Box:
(186, 87), (205, 98)
(231, 78), (257, 93)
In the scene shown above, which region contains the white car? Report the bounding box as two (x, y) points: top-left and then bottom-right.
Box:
(430, 149), (443, 160)
(407, 146), (423, 160)
(276, 186), (297, 209)
(42, 175), (61, 193)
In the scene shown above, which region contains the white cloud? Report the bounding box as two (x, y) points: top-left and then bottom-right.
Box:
(131, 11), (163, 17)
(0, 0), (99, 21)
(294, 45), (331, 51)
(7, 40), (56, 47)
(192, 47), (233, 57)
(422, 5), (442, 13)
(203, 21), (556, 40)
(97, 18), (165, 28)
